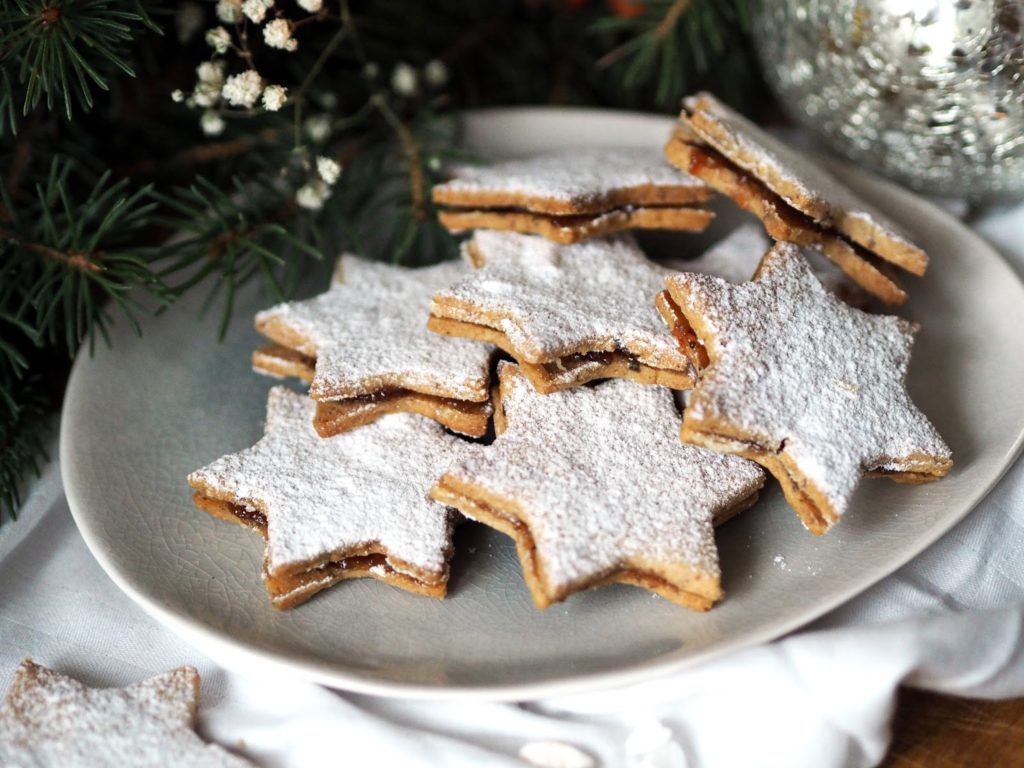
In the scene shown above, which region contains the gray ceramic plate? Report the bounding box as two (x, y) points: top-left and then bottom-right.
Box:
(61, 108), (1024, 701)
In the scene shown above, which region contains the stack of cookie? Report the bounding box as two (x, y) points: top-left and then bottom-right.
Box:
(188, 105), (952, 615)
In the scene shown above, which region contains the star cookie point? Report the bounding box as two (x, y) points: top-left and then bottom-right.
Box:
(252, 256), (494, 437)
(665, 91), (929, 305)
(0, 660), (252, 767)
(189, 386), (465, 608)
(433, 148), (714, 243)
(432, 363), (764, 610)
(430, 231), (696, 394)
(665, 243), (952, 534)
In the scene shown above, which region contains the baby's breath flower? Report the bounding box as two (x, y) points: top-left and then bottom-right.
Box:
(296, 180), (329, 210)
(205, 27), (232, 54)
(197, 61), (225, 84)
(261, 85), (288, 112)
(424, 60), (448, 88)
(201, 111), (226, 136)
(263, 19), (297, 51)
(304, 115), (331, 143)
(222, 70), (263, 108)
(297, 0), (323, 11)
(426, 155), (442, 172)
(390, 62), (417, 97)
(316, 156), (341, 185)
(193, 61), (225, 107)
(171, 89), (186, 103)
(216, 0), (242, 23)
(241, 0), (273, 24)
(363, 62), (380, 80)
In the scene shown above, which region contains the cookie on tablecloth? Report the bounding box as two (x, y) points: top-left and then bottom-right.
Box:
(428, 231), (695, 393)
(665, 92), (929, 305)
(432, 363), (764, 611)
(656, 225), (869, 370)
(0, 660), (252, 767)
(253, 256), (495, 438)
(433, 148), (713, 244)
(663, 242), (952, 534)
(189, 387), (466, 609)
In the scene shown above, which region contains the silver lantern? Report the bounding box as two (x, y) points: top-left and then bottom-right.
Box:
(753, 0), (1024, 199)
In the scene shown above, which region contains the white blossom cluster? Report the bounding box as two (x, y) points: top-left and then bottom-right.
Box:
(173, 0), (328, 134)
(170, 2), (451, 213)
(296, 155), (343, 210)
(388, 60), (449, 97)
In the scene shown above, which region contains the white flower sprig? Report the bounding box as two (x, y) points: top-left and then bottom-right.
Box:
(263, 19), (297, 51)
(222, 70), (264, 108)
(296, 155), (344, 210)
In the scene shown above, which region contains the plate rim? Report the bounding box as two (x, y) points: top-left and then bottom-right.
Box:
(61, 106), (1024, 701)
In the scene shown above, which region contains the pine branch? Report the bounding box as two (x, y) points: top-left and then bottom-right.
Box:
(589, 0), (760, 110)
(156, 173), (323, 338)
(0, 374), (49, 522)
(0, 0), (161, 128)
(1, 156), (171, 353)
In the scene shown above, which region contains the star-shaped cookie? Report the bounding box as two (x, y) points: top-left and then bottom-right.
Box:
(429, 231), (695, 393)
(432, 148), (713, 243)
(432, 363), (765, 610)
(189, 387), (465, 609)
(656, 225), (868, 370)
(664, 242), (952, 534)
(253, 256), (495, 438)
(0, 660), (252, 767)
(665, 92), (928, 305)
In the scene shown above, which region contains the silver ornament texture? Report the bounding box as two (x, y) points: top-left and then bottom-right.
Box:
(753, 0), (1024, 200)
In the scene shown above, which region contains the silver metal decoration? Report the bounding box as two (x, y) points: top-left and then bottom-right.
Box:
(753, 0), (1024, 200)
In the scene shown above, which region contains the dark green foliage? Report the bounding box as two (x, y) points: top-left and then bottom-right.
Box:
(0, 0), (161, 125)
(0, 0), (764, 519)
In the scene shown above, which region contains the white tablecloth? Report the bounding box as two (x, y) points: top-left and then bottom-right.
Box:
(2, 203), (1023, 768)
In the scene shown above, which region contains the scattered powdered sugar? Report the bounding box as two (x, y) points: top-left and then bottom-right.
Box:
(663, 224), (860, 298)
(434, 231), (691, 371)
(436, 148), (704, 204)
(255, 256), (492, 402)
(666, 243), (951, 519)
(625, 719), (688, 768)
(772, 554), (789, 572)
(684, 93), (918, 252)
(444, 364), (764, 592)
(519, 740), (596, 768)
(0, 661), (252, 767)
(189, 387), (465, 577)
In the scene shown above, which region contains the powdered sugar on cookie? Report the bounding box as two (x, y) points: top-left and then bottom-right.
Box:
(439, 364), (764, 603)
(0, 661), (252, 767)
(682, 93), (923, 266)
(255, 257), (492, 403)
(664, 224), (865, 302)
(189, 387), (463, 580)
(435, 231), (691, 372)
(435, 148), (705, 210)
(667, 243), (951, 527)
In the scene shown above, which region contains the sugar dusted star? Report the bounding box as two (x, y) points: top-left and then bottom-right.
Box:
(254, 256), (494, 438)
(429, 231), (695, 393)
(0, 660), (252, 767)
(432, 363), (764, 610)
(432, 148), (712, 243)
(664, 242), (952, 534)
(189, 387), (466, 608)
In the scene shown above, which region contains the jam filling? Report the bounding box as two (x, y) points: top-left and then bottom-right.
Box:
(543, 349), (643, 375)
(441, 204), (702, 224)
(679, 140), (899, 287)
